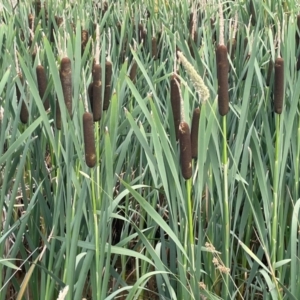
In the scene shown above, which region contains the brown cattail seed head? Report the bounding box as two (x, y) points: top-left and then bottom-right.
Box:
(81, 30), (89, 55)
(179, 121), (192, 180)
(266, 59), (273, 87)
(35, 0), (41, 17)
(152, 37), (157, 59)
(56, 98), (61, 130)
(191, 107), (200, 159)
(274, 57), (284, 114)
(103, 61), (112, 110)
(170, 75), (181, 140)
(60, 57), (72, 117)
(88, 82), (93, 111)
(216, 45), (229, 116)
(83, 112), (96, 168)
(92, 64), (102, 121)
(36, 65), (49, 110)
(130, 60), (137, 83)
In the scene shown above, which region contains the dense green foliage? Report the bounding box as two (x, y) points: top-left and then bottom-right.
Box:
(0, 0), (300, 299)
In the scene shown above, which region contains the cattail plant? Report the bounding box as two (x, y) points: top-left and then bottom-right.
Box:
(35, 0), (41, 17)
(138, 24), (146, 44)
(56, 98), (61, 130)
(83, 112), (96, 168)
(129, 60), (137, 84)
(179, 121), (192, 180)
(103, 60), (112, 110)
(274, 57), (284, 114)
(28, 14), (34, 47)
(88, 82), (93, 111)
(59, 57), (72, 118)
(81, 30), (89, 55)
(50, 16), (63, 43)
(17, 73), (29, 124)
(191, 107), (200, 159)
(216, 44), (229, 116)
(36, 64), (49, 110)
(151, 36), (157, 59)
(170, 75), (181, 140)
(92, 63), (102, 121)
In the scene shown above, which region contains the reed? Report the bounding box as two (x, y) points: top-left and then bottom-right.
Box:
(59, 57), (72, 118)
(274, 57), (284, 114)
(191, 107), (200, 159)
(36, 65), (49, 110)
(103, 60), (112, 111)
(151, 37), (157, 60)
(83, 112), (96, 168)
(179, 121), (192, 180)
(81, 30), (89, 55)
(129, 60), (137, 84)
(216, 44), (229, 116)
(92, 64), (102, 121)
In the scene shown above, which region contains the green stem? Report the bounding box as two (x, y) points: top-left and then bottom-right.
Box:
(271, 114), (282, 299)
(221, 116), (229, 300)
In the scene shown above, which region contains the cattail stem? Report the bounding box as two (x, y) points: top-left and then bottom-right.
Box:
(271, 114), (283, 299)
(221, 116), (229, 299)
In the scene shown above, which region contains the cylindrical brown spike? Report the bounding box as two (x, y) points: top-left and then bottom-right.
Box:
(102, 1), (108, 16)
(28, 14), (34, 47)
(59, 57), (72, 118)
(35, 0), (41, 17)
(274, 57), (284, 114)
(83, 112), (96, 168)
(266, 59), (273, 87)
(170, 75), (181, 140)
(130, 60), (137, 83)
(55, 98), (61, 130)
(81, 30), (89, 55)
(92, 64), (102, 121)
(93, 63), (101, 81)
(179, 121), (192, 180)
(216, 45), (229, 116)
(103, 61), (112, 111)
(28, 13), (34, 31)
(88, 82), (93, 111)
(152, 37), (157, 60)
(191, 107), (200, 159)
(36, 65), (49, 110)
(17, 73), (29, 124)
